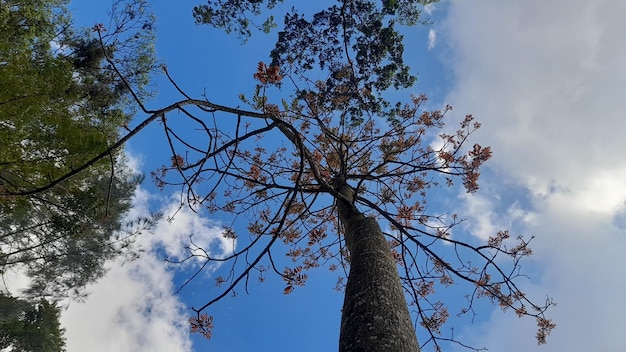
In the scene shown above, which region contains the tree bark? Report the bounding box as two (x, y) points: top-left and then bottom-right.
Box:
(335, 181), (420, 352)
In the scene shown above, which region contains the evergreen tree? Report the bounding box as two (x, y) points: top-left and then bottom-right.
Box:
(0, 294), (66, 352)
(0, 0), (158, 300)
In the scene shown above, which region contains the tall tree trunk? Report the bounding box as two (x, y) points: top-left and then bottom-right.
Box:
(335, 180), (420, 352)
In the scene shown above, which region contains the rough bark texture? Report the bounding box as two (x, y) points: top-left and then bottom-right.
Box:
(335, 180), (420, 352)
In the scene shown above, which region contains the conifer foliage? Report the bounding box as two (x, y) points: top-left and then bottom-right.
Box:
(0, 0), (158, 300)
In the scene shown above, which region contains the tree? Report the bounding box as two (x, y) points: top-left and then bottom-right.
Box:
(31, 0), (554, 350)
(156, 65), (551, 352)
(191, 2), (555, 350)
(0, 0), (159, 300)
(0, 293), (66, 352)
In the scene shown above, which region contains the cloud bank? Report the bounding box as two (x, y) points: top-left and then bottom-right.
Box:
(442, 0), (626, 350)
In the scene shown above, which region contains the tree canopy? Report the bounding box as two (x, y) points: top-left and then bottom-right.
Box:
(0, 294), (66, 352)
(0, 0), (158, 300)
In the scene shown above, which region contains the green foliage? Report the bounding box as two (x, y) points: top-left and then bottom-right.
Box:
(1, 172), (160, 300)
(0, 0), (159, 299)
(0, 294), (66, 352)
(193, 0), (282, 40)
(195, 0), (435, 121)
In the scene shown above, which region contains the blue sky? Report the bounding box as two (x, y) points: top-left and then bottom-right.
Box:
(7, 0), (625, 351)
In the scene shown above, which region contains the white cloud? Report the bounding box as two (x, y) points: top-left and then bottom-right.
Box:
(458, 192), (499, 240)
(153, 200), (235, 264)
(442, 0), (626, 350)
(0, 269), (30, 295)
(457, 190), (536, 240)
(60, 151), (233, 352)
(60, 256), (192, 352)
(452, 202), (626, 351)
(428, 28), (437, 50)
(424, 3), (436, 15)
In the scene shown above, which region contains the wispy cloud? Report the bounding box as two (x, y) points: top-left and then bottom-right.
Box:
(424, 3), (436, 15)
(456, 180), (538, 242)
(428, 29), (437, 50)
(152, 200), (235, 265)
(442, 0), (626, 350)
